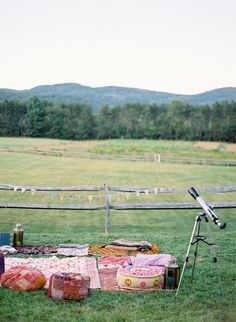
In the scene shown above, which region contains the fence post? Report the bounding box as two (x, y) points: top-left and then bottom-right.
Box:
(154, 154), (161, 163)
(104, 176), (111, 234)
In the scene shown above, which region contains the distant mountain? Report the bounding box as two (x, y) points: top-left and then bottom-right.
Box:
(0, 83), (235, 112)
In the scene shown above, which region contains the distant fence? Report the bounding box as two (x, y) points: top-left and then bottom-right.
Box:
(1, 183), (236, 233)
(1, 146), (236, 166)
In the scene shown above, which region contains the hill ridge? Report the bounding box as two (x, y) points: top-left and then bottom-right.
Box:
(0, 83), (235, 112)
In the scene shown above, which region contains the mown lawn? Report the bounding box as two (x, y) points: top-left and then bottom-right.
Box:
(0, 138), (235, 322)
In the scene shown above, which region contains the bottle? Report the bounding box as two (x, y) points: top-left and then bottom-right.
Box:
(0, 250), (4, 276)
(13, 223), (24, 247)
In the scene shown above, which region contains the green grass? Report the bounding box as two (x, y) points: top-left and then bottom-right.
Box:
(0, 137), (236, 159)
(0, 138), (236, 322)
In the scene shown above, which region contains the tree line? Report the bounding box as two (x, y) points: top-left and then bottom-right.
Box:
(0, 96), (235, 142)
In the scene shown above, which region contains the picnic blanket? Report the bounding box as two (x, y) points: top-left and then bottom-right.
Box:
(4, 256), (101, 289)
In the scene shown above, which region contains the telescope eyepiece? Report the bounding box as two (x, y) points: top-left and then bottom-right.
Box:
(188, 187), (200, 200)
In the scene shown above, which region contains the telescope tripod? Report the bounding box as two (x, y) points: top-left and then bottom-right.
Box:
(176, 212), (223, 296)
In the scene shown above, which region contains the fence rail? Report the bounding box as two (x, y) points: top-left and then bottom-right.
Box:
(1, 184), (236, 193)
(1, 146), (236, 166)
(0, 201), (235, 210)
(1, 183), (236, 233)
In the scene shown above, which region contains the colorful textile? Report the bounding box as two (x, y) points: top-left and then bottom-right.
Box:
(98, 255), (128, 291)
(124, 254), (176, 268)
(1, 265), (46, 291)
(15, 245), (57, 255)
(89, 244), (159, 256)
(117, 266), (164, 290)
(58, 244), (89, 249)
(0, 245), (17, 255)
(57, 247), (89, 256)
(105, 239), (152, 251)
(98, 256), (129, 269)
(48, 272), (90, 300)
(98, 255), (165, 292)
(99, 267), (120, 291)
(5, 256), (101, 289)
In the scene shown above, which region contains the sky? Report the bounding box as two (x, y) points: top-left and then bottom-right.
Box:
(0, 0), (235, 94)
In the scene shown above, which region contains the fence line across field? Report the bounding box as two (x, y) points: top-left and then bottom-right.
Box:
(1, 184), (236, 193)
(1, 146), (236, 166)
(0, 183), (235, 234)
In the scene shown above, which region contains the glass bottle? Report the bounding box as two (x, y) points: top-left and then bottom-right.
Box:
(13, 223), (24, 247)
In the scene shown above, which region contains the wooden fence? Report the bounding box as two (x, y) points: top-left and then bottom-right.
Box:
(0, 183), (236, 233)
(1, 146), (236, 166)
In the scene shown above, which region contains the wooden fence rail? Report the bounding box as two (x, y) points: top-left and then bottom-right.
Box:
(0, 201), (235, 210)
(1, 146), (236, 166)
(1, 183), (236, 233)
(1, 184), (236, 193)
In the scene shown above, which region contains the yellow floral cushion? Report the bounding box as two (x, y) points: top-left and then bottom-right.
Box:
(117, 266), (164, 290)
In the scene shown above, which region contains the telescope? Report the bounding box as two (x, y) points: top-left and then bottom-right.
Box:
(188, 187), (226, 229)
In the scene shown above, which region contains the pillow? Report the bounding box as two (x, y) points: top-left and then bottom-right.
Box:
(117, 265), (164, 290)
(0, 265), (46, 291)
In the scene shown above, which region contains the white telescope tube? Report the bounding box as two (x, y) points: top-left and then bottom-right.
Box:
(188, 187), (226, 229)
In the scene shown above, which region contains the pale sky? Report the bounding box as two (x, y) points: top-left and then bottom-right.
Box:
(0, 0), (235, 94)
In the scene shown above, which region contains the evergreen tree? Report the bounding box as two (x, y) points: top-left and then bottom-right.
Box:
(23, 96), (49, 137)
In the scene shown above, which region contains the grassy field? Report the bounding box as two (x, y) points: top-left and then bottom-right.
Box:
(0, 138), (235, 322)
(0, 137), (236, 158)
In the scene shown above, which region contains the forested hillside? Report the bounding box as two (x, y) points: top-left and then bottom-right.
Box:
(0, 97), (235, 142)
(0, 83), (236, 112)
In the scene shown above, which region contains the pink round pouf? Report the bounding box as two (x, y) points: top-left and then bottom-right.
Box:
(117, 266), (164, 290)
(0, 265), (46, 291)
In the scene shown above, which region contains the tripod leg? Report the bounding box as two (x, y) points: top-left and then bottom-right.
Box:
(176, 217), (199, 296)
(191, 220), (201, 281)
(205, 220), (224, 297)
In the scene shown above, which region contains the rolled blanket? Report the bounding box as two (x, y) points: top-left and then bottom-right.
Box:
(105, 245), (152, 251)
(57, 246), (89, 256)
(123, 254), (176, 268)
(105, 239), (152, 251)
(58, 244), (89, 249)
(109, 239), (152, 248)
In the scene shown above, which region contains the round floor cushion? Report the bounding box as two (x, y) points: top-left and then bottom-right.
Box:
(0, 265), (46, 291)
(117, 266), (164, 290)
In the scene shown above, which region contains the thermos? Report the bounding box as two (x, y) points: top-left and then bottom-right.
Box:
(0, 250), (4, 276)
(13, 223), (24, 247)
